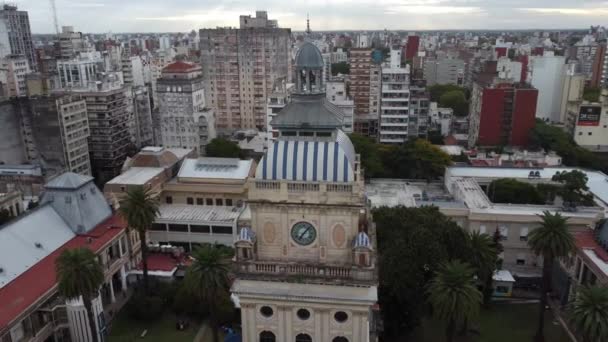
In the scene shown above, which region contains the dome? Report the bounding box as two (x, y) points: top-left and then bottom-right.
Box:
(295, 42), (324, 69)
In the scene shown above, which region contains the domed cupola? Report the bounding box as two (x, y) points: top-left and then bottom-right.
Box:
(295, 42), (324, 94)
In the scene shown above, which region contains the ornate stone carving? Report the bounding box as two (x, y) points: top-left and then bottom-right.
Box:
(263, 221), (276, 244)
(332, 224), (346, 247)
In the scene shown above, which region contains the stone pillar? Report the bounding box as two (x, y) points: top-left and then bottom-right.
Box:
(109, 280), (116, 303)
(322, 309), (330, 342)
(120, 265), (127, 291)
(353, 312), (361, 342)
(286, 306), (293, 341)
(66, 293), (103, 342)
(305, 70), (311, 93)
(247, 304), (256, 342)
(278, 306), (286, 341)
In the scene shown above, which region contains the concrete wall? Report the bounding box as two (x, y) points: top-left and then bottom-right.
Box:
(0, 101), (26, 165)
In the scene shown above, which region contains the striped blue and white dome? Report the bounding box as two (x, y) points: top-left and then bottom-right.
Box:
(353, 231), (372, 249)
(236, 227), (255, 243)
(256, 133), (356, 183)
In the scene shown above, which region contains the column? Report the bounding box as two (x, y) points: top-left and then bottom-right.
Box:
(286, 306), (293, 341)
(322, 309), (330, 342)
(120, 265), (127, 291)
(247, 305), (256, 342)
(353, 312), (361, 342)
(278, 306), (286, 342)
(109, 280), (116, 303)
(305, 70), (311, 93)
(314, 310), (322, 340)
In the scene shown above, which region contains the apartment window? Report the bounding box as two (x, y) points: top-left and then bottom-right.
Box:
(499, 226), (508, 241)
(216, 198), (223, 206)
(187, 197), (194, 205)
(479, 225), (486, 234)
(226, 199), (233, 206)
(516, 253), (526, 265)
(196, 198), (203, 205)
(168, 224), (188, 232)
(166, 196), (173, 204)
(150, 223), (166, 231)
(519, 227), (529, 242)
(206, 198), (213, 205)
(191, 225), (210, 233)
(588, 132), (592, 136)
(578, 132), (582, 136)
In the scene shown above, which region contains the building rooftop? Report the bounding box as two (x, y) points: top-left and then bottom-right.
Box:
(106, 167), (165, 185)
(156, 204), (244, 225)
(45, 172), (93, 190)
(178, 158), (253, 181)
(162, 61), (200, 73)
(271, 94), (344, 129)
(295, 42), (324, 69)
(0, 214), (126, 330)
(366, 179), (462, 209)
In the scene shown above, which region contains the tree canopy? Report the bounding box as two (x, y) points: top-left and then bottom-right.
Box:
(374, 206), (470, 337)
(551, 170), (595, 207)
(349, 135), (452, 180)
(530, 120), (605, 172)
(487, 178), (545, 205)
(439, 90), (469, 117)
(583, 87), (601, 102)
(331, 62), (350, 75)
(570, 286), (608, 342)
(206, 138), (242, 158)
(428, 84), (469, 103)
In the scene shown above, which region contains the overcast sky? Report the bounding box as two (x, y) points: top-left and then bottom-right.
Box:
(15, 0), (608, 33)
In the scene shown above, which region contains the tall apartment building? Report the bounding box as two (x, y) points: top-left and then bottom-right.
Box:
(350, 48), (380, 136)
(530, 55), (566, 122)
(0, 5), (36, 71)
(569, 43), (599, 82)
(408, 80), (430, 138)
(405, 35), (420, 60)
(1, 54), (30, 97)
(423, 57), (465, 86)
(130, 86), (154, 147)
(379, 50), (411, 144)
(80, 83), (132, 183)
(24, 94), (92, 176)
(199, 11), (291, 133)
(560, 64), (586, 131)
(468, 82), (538, 148)
(156, 61), (215, 154)
(57, 52), (104, 89)
(58, 26), (86, 60)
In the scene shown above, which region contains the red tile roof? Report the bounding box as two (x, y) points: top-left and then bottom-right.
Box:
(0, 215), (126, 331)
(576, 229), (608, 263)
(162, 61), (199, 73)
(136, 253), (191, 272)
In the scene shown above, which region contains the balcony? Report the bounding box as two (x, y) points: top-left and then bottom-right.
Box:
(234, 260), (376, 285)
(249, 180), (364, 205)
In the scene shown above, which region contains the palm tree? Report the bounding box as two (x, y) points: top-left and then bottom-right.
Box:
(427, 260), (482, 342)
(119, 186), (159, 291)
(528, 211), (575, 342)
(184, 245), (231, 342)
(570, 285), (608, 342)
(467, 231), (498, 307)
(56, 248), (104, 342)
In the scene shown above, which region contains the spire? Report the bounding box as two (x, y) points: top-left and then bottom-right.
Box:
(306, 13), (311, 35)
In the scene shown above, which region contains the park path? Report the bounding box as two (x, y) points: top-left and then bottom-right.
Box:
(193, 321), (210, 342)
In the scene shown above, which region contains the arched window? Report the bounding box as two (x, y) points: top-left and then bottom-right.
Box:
(295, 333), (312, 342)
(260, 331), (276, 342)
(333, 337), (349, 342)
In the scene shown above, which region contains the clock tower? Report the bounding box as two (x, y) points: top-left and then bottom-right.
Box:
(231, 40), (378, 342)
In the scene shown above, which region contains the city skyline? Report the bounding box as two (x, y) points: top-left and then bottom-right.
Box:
(16, 0), (608, 34)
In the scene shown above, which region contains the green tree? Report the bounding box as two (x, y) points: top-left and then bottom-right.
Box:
(570, 286), (608, 342)
(528, 211), (575, 342)
(374, 206), (469, 337)
(427, 260), (482, 342)
(119, 186), (160, 292)
(428, 84), (469, 102)
(487, 178), (544, 204)
(583, 87), (601, 102)
(552, 170), (595, 207)
(206, 138), (242, 158)
(184, 245), (232, 342)
(0, 208), (13, 225)
(395, 139), (452, 181)
(349, 133), (383, 178)
(55, 248), (104, 342)
(331, 61), (350, 75)
(439, 90), (468, 117)
(467, 231), (498, 306)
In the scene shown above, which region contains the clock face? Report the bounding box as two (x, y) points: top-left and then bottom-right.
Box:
(291, 222), (317, 246)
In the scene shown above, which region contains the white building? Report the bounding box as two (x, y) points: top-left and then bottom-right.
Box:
(497, 57), (522, 83)
(530, 55), (566, 122)
(156, 61), (214, 155)
(57, 52), (105, 89)
(379, 50), (410, 144)
(429, 102), (453, 136)
(159, 35), (171, 51)
(1, 55), (30, 97)
(573, 90), (608, 150)
(326, 77), (354, 133)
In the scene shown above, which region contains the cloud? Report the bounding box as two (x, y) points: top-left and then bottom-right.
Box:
(387, 5), (483, 15)
(520, 7), (608, 15)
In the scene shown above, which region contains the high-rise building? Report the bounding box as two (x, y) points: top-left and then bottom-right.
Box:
(1, 54), (30, 97)
(350, 48), (380, 137)
(58, 26), (86, 60)
(530, 55), (566, 122)
(232, 41), (378, 342)
(468, 82), (538, 147)
(156, 61), (215, 154)
(130, 86), (154, 148)
(379, 50), (410, 144)
(0, 5), (36, 71)
(560, 64), (586, 132)
(57, 52), (105, 89)
(199, 11), (291, 133)
(423, 57), (465, 86)
(405, 35), (420, 60)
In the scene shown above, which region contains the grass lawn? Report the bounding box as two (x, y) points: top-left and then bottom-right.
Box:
(407, 303), (571, 342)
(106, 310), (199, 342)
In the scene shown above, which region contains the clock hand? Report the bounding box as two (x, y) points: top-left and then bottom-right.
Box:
(298, 227), (310, 240)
